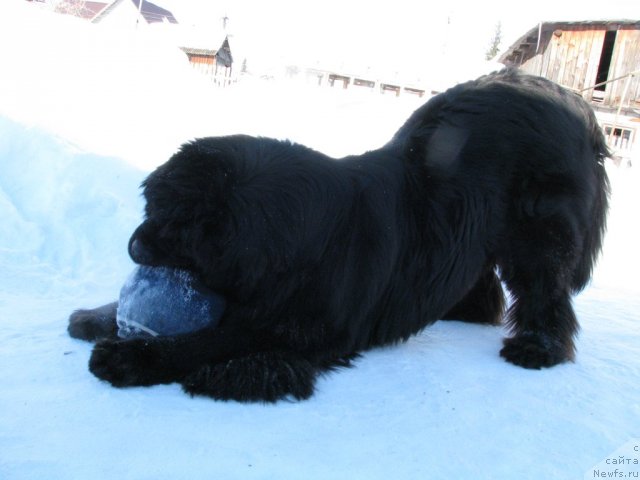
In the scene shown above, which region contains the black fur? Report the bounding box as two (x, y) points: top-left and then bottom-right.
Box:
(68, 302), (118, 341)
(70, 69), (610, 402)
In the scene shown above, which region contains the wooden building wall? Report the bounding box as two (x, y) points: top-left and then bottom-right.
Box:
(521, 25), (605, 91)
(607, 27), (640, 107)
(181, 49), (233, 86)
(185, 53), (217, 77)
(507, 23), (640, 109)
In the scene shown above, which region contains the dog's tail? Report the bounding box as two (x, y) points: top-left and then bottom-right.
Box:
(572, 113), (611, 292)
(181, 352), (358, 402)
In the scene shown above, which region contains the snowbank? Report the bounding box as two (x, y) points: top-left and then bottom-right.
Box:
(0, 116), (143, 292)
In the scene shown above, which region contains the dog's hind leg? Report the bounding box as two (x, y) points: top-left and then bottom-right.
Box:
(68, 302), (119, 342)
(498, 214), (583, 369)
(441, 267), (505, 325)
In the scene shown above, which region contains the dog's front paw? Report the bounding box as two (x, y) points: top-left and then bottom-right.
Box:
(500, 332), (573, 369)
(89, 338), (172, 387)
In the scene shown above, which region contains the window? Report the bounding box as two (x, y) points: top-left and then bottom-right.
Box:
(603, 125), (634, 151)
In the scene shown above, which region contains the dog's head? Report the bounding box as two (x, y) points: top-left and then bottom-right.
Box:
(127, 139), (236, 287)
(128, 134), (327, 296)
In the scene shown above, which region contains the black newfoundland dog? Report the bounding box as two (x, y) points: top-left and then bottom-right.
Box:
(69, 69), (610, 402)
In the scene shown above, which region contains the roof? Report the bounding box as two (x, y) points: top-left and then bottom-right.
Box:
(500, 20), (640, 64)
(130, 0), (177, 24)
(53, 1), (109, 20)
(92, 0), (177, 25)
(181, 47), (217, 56)
(82, 1), (109, 20)
(538, 19), (640, 28)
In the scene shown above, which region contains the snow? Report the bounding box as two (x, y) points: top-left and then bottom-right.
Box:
(1, 4), (639, 480)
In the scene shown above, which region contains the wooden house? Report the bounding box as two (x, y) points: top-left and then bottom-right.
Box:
(500, 20), (640, 109)
(180, 36), (234, 86)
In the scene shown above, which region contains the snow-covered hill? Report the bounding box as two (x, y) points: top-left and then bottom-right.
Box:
(1, 4), (638, 479)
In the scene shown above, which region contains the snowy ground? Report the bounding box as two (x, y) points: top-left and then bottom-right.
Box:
(1, 4), (639, 480)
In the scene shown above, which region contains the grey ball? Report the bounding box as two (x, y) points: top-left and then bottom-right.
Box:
(116, 266), (225, 338)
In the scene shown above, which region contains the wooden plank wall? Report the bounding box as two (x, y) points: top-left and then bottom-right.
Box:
(187, 54), (217, 77)
(521, 26), (605, 93)
(520, 24), (639, 107)
(606, 27), (640, 107)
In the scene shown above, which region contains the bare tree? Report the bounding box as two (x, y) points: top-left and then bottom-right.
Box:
(485, 22), (502, 61)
